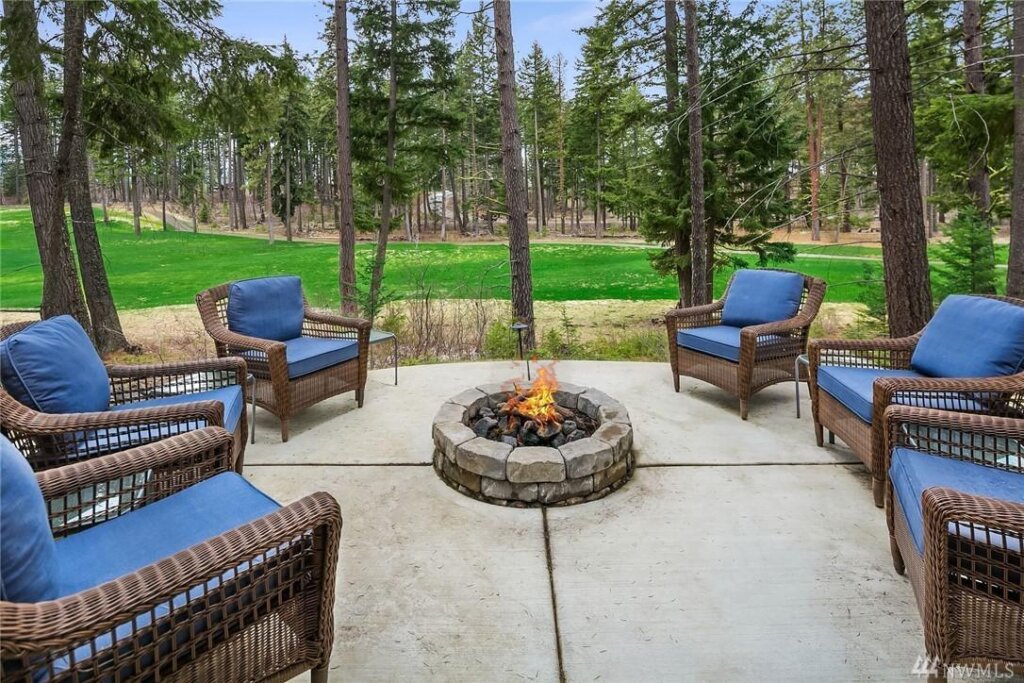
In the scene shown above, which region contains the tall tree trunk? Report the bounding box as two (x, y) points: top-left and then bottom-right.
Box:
(533, 104), (544, 229)
(449, 162), (462, 234)
(595, 115), (603, 239)
(664, 0), (690, 304)
(864, 0), (933, 336)
(1009, 0), (1024, 297)
(493, 0), (536, 347)
(235, 138), (248, 230)
(284, 151), (292, 242)
(964, 0), (992, 214)
(161, 147), (168, 231)
(265, 142), (274, 243)
(129, 150), (142, 236)
(368, 0), (399, 319)
(440, 165), (448, 241)
(801, 1), (821, 242)
(5, 0), (90, 326)
(837, 98), (850, 237)
(683, 0), (708, 304)
(69, 133), (129, 352)
(13, 126), (23, 204)
(556, 54), (567, 235)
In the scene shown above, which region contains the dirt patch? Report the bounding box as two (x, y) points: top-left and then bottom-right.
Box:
(2, 300), (866, 365)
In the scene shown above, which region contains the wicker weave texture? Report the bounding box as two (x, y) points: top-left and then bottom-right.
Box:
(0, 428), (341, 682)
(0, 322), (249, 473)
(665, 270), (827, 420)
(196, 282), (370, 442)
(883, 407), (1023, 673)
(809, 294), (1024, 507)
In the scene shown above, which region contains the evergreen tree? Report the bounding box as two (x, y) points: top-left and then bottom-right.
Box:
(640, 0), (797, 300)
(350, 0), (458, 317)
(935, 206), (999, 299)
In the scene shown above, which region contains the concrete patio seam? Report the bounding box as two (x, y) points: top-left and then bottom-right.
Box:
(635, 460), (861, 468)
(542, 507), (567, 683)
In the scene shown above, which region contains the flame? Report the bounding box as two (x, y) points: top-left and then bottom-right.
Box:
(508, 366), (561, 425)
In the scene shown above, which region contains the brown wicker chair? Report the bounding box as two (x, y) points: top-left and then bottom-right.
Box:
(666, 269), (826, 419)
(0, 427), (341, 683)
(196, 279), (370, 442)
(883, 406), (1023, 677)
(808, 294), (1024, 508)
(0, 321), (248, 472)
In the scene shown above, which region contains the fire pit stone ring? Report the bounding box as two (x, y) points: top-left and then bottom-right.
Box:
(432, 382), (634, 507)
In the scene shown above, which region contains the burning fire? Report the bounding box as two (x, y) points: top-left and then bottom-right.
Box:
(507, 366), (561, 426)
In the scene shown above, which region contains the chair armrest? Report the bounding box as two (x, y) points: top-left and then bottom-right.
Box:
(302, 309), (372, 344)
(202, 324), (287, 356)
(107, 357), (248, 405)
(921, 487), (1024, 617)
(665, 300), (724, 332)
(37, 427), (236, 530)
(882, 406), (1024, 495)
(875, 373), (1024, 418)
(1, 390), (226, 470)
(304, 309), (372, 331)
(0, 490), (342, 676)
(808, 335), (918, 371)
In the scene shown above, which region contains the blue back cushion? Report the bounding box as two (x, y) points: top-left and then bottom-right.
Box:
(227, 276), (304, 342)
(0, 315), (110, 413)
(721, 270), (805, 328)
(0, 435), (57, 602)
(911, 295), (1024, 378)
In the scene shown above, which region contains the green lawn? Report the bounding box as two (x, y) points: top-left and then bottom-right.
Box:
(0, 206), (954, 310)
(793, 240), (1010, 264)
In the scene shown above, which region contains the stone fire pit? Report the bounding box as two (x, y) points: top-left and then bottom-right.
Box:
(432, 381), (634, 506)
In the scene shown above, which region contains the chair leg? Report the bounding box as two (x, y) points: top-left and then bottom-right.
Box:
(739, 399), (749, 421)
(814, 422), (824, 447)
(672, 373), (680, 393)
(280, 419), (290, 443)
(872, 477), (884, 508)
(828, 430), (835, 445)
(890, 536), (905, 575)
(311, 666), (329, 683)
(356, 388), (365, 407)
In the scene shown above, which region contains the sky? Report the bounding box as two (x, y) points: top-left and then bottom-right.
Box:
(215, 0), (600, 88)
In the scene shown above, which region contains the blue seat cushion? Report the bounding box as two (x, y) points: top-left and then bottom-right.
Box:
(48, 473), (280, 674)
(0, 435), (57, 602)
(54, 472), (279, 597)
(676, 326), (743, 363)
(720, 270), (804, 328)
(890, 447), (1023, 555)
(283, 336), (359, 379)
(111, 386), (244, 434)
(0, 315), (110, 413)
(227, 276), (304, 342)
(70, 387), (245, 458)
(816, 366), (984, 423)
(911, 295), (1024, 378)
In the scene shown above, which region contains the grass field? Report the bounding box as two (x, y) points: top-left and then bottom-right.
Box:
(0, 206), (990, 311)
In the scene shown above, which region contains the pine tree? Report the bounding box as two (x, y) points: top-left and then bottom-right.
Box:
(518, 42), (559, 232)
(350, 0), (458, 317)
(935, 206), (998, 299)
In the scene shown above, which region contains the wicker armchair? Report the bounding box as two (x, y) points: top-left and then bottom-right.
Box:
(883, 406), (1023, 677)
(196, 277), (371, 442)
(0, 427), (341, 682)
(1, 319), (248, 472)
(809, 294), (1024, 507)
(666, 269), (826, 419)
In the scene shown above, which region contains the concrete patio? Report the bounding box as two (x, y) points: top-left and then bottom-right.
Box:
(244, 360), (923, 682)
